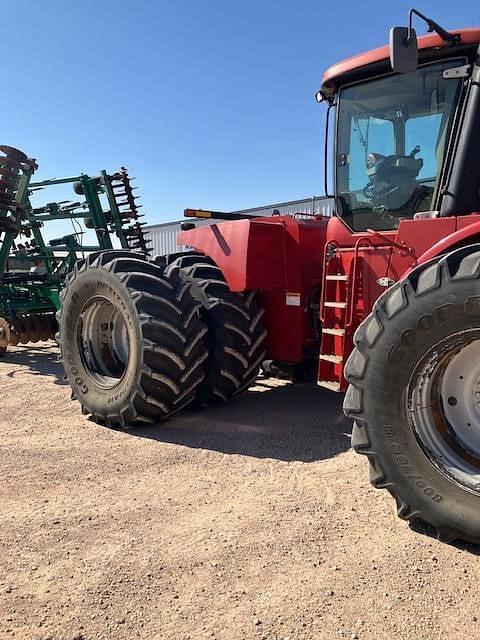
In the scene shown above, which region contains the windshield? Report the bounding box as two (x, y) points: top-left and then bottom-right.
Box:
(335, 59), (464, 231)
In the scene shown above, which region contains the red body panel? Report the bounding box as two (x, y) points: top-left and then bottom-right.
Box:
(321, 28), (480, 90)
(410, 215), (480, 272)
(326, 216), (480, 295)
(326, 214), (480, 302)
(179, 219), (284, 291)
(318, 214), (480, 389)
(178, 216), (327, 362)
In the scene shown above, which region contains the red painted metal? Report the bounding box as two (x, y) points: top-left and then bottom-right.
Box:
(322, 28), (480, 90)
(179, 219), (282, 291)
(178, 215), (328, 362)
(322, 216), (468, 320)
(317, 215), (480, 387)
(405, 215), (480, 273)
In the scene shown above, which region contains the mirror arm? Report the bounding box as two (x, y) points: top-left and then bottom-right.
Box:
(408, 8), (460, 46)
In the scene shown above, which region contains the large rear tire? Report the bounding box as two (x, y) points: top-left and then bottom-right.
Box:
(344, 246), (480, 544)
(165, 253), (267, 406)
(58, 251), (208, 427)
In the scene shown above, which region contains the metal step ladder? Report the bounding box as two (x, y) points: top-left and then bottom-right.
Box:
(318, 245), (360, 392)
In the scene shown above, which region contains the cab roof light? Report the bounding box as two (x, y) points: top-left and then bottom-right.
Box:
(184, 208), (213, 218)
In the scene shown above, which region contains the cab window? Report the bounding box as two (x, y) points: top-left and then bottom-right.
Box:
(336, 59), (464, 231)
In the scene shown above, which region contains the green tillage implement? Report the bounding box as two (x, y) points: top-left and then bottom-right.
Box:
(0, 145), (151, 353)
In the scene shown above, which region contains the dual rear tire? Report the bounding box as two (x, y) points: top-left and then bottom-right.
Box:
(58, 251), (266, 426)
(165, 254), (267, 407)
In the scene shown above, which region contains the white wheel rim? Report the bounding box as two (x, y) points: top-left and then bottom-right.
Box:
(409, 329), (480, 493)
(78, 296), (130, 389)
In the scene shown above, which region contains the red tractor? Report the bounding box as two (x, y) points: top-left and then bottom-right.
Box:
(59, 11), (480, 543)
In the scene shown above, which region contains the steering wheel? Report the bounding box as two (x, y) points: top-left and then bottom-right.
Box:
(363, 149), (424, 213)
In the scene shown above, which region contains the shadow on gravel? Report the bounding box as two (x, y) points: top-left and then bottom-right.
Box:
(133, 381), (351, 463)
(3, 346), (350, 463)
(409, 519), (480, 553)
(450, 540), (480, 554)
(0, 344), (66, 385)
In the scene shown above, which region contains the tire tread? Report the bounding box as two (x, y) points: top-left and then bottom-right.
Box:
(168, 252), (267, 406)
(344, 246), (480, 544)
(58, 251), (208, 427)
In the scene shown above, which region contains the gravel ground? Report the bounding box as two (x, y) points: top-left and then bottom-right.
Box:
(1, 343), (479, 640)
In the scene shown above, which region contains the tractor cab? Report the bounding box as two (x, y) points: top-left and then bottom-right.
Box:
(319, 24), (480, 232)
(334, 58), (463, 232)
(315, 18), (480, 392)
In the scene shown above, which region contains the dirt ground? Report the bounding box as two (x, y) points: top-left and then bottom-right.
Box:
(1, 345), (480, 640)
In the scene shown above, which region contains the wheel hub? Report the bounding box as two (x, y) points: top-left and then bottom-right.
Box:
(439, 339), (480, 457)
(409, 330), (480, 493)
(78, 296), (130, 389)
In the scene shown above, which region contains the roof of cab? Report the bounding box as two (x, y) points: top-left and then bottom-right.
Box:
(321, 27), (480, 91)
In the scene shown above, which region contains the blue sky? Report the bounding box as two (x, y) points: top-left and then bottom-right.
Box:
(2, 0), (479, 230)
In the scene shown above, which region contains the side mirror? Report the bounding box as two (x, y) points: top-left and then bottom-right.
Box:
(389, 26), (418, 73)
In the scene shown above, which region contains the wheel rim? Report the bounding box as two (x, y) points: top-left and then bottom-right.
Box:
(408, 329), (480, 493)
(77, 296), (130, 388)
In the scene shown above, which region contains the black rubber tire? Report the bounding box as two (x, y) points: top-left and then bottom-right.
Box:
(58, 250), (208, 427)
(15, 317), (31, 345)
(344, 245), (480, 544)
(39, 315), (52, 341)
(28, 315), (43, 343)
(163, 253), (267, 406)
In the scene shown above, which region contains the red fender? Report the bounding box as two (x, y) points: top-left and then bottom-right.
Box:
(403, 218), (480, 277)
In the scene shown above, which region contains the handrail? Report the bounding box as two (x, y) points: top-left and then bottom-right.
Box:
(319, 240), (340, 325)
(347, 236), (377, 328)
(366, 228), (416, 257)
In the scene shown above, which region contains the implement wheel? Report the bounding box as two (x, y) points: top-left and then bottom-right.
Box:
(28, 315), (43, 343)
(0, 317), (10, 356)
(164, 253), (267, 406)
(344, 246), (480, 544)
(14, 317), (31, 344)
(58, 250), (208, 427)
(39, 315), (52, 342)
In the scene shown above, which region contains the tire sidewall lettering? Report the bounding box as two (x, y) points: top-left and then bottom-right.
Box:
(61, 270), (141, 409)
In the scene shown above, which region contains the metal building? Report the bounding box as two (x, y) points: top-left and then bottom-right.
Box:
(145, 196), (334, 256)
